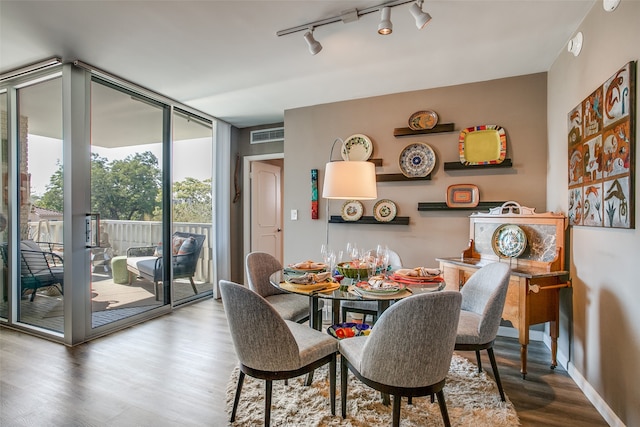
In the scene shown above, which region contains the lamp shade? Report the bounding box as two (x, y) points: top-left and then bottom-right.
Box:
(322, 161), (377, 200)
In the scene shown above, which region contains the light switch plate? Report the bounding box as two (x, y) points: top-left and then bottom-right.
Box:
(291, 209), (298, 220)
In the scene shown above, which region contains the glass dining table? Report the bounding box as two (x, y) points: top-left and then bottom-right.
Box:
(269, 270), (446, 330)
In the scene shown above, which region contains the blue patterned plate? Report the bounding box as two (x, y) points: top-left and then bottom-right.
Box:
(399, 142), (436, 178)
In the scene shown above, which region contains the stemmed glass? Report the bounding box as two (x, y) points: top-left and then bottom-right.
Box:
(376, 244), (390, 277)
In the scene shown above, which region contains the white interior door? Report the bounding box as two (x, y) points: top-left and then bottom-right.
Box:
(250, 161), (282, 263)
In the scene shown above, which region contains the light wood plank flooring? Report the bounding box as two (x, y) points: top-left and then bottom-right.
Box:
(0, 298), (608, 426)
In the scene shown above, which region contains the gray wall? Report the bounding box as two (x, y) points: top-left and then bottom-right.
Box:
(547, 2), (639, 425)
(230, 123), (284, 282)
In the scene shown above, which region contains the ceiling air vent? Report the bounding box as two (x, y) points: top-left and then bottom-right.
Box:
(250, 127), (284, 144)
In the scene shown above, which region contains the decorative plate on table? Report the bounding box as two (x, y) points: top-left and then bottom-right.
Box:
(354, 279), (405, 296)
(446, 184), (480, 208)
(408, 110), (439, 130)
(341, 200), (364, 221)
(492, 224), (527, 258)
(285, 279), (337, 292)
(373, 199), (397, 222)
(341, 134), (373, 161)
(399, 142), (436, 178)
(458, 125), (507, 165)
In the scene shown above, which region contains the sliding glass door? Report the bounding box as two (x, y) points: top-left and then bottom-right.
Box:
(171, 109), (214, 304)
(0, 61), (220, 342)
(14, 75), (64, 332)
(90, 79), (168, 327)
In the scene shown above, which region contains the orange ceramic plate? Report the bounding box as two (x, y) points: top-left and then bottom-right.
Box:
(446, 184), (479, 208)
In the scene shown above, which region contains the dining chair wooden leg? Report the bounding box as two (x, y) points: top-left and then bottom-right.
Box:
(341, 357), (348, 418)
(435, 389), (451, 427)
(329, 355), (336, 415)
(230, 370), (245, 422)
(265, 379), (272, 427)
(392, 395), (401, 427)
(487, 347), (506, 401)
(475, 350), (482, 373)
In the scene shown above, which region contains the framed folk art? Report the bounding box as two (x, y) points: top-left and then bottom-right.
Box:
(567, 61), (636, 229)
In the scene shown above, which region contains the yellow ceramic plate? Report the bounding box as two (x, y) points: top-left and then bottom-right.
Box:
(458, 125), (506, 165)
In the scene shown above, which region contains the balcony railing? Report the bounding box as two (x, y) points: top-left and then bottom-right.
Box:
(27, 220), (214, 283)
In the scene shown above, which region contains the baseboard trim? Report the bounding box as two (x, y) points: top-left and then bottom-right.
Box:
(566, 362), (624, 427)
(497, 326), (544, 341)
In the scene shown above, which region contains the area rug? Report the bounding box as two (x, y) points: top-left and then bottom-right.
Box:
(225, 353), (520, 426)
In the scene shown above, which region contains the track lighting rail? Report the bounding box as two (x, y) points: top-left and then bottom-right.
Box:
(276, 0), (416, 37)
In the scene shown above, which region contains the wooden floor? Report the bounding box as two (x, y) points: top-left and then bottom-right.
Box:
(0, 297), (608, 426)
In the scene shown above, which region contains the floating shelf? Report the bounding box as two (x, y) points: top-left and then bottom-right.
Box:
(444, 159), (512, 170)
(393, 123), (455, 137)
(368, 158), (383, 167)
(329, 215), (410, 225)
(417, 201), (508, 211)
(377, 173), (431, 182)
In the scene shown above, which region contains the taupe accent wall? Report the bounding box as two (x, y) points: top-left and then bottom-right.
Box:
(283, 73), (548, 271)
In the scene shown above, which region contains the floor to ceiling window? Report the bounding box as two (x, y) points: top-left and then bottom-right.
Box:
(0, 60), (222, 343)
(0, 91), (7, 319)
(171, 108), (214, 305)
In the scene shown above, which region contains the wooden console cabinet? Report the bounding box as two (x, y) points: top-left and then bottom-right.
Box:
(436, 202), (571, 378)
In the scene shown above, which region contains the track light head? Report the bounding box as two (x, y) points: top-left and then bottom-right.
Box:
(303, 28), (322, 55)
(378, 7), (393, 35)
(410, 1), (432, 30)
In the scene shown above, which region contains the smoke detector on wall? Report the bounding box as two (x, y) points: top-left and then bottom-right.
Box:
(567, 32), (583, 57)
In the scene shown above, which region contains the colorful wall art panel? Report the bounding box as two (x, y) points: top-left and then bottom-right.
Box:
(567, 61), (636, 229)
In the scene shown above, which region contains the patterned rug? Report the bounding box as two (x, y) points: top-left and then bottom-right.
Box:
(225, 353), (520, 426)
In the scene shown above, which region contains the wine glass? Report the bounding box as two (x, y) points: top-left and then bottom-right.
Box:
(376, 244), (390, 276)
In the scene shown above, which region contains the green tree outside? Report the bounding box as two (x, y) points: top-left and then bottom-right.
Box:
(37, 152), (211, 223)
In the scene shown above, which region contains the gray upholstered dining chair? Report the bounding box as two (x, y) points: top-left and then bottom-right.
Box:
(220, 280), (338, 426)
(245, 251), (323, 326)
(339, 290), (462, 427)
(454, 261), (511, 401)
(340, 248), (403, 324)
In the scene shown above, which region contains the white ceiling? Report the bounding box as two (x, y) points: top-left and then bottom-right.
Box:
(1, 0), (595, 129)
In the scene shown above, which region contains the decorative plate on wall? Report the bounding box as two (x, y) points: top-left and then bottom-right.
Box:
(373, 199), (397, 222)
(458, 125), (507, 165)
(492, 224), (527, 258)
(341, 134), (373, 161)
(408, 110), (439, 130)
(446, 184), (480, 208)
(398, 142), (436, 178)
(341, 200), (364, 221)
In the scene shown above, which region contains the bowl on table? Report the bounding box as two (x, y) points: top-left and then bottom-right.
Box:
(336, 261), (373, 279)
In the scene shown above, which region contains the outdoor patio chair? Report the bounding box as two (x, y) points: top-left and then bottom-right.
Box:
(16, 240), (64, 301)
(126, 232), (205, 300)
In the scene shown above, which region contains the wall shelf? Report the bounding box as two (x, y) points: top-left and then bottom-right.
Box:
(377, 173), (431, 182)
(417, 201), (508, 211)
(393, 123), (455, 137)
(329, 215), (410, 225)
(444, 159), (512, 170)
